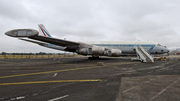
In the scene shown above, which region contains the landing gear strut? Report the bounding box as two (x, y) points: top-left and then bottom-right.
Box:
(88, 56), (100, 60)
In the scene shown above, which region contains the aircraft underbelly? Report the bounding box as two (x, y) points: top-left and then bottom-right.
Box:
(111, 47), (135, 54)
(111, 46), (151, 54)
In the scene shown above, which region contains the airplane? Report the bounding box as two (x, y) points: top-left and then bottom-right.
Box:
(5, 24), (170, 63)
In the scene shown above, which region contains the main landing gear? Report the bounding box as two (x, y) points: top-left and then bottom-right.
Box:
(88, 56), (100, 60)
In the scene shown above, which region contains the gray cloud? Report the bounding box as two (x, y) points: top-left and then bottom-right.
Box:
(1, 0), (180, 53)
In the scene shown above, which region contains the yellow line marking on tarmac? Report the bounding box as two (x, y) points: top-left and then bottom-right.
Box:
(0, 65), (93, 70)
(53, 65), (95, 68)
(0, 66), (102, 79)
(0, 79), (103, 86)
(0, 62), (138, 79)
(0, 66), (71, 69)
(0, 67), (40, 69)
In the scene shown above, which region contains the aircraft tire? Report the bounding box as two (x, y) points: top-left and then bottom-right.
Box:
(88, 57), (93, 60)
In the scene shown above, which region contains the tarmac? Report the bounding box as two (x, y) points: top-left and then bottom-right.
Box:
(0, 57), (179, 101)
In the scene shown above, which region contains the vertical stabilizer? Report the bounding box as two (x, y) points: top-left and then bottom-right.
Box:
(38, 24), (52, 37)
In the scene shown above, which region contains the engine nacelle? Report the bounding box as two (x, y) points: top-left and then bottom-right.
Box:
(91, 46), (105, 55)
(76, 46), (105, 55)
(104, 49), (121, 57)
(76, 48), (89, 55)
(111, 49), (122, 56)
(76, 46), (121, 57)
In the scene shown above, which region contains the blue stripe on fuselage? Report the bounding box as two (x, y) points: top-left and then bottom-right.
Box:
(149, 45), (155, 51)
(92, 44), (155, 52)
(93, 44), (155, 47)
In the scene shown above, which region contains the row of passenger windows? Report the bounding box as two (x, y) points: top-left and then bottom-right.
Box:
(94, 44), (134, 46)
(94, 44), (153, 47)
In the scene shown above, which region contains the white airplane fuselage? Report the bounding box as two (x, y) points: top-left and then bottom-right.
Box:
(86, 41), (169, 55)
(39, 41), (169, 56)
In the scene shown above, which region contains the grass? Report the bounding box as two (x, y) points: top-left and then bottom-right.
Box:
(0, 54), (77, 59)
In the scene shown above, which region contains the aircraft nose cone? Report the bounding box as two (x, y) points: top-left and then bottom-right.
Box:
(5, 31), (11, 36)
(165, 48), (170, 53)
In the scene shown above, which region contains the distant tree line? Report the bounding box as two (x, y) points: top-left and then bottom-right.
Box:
(0, 52), (67, 55)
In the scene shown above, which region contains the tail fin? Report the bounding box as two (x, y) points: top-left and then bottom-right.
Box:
(38, 24), (52, 37)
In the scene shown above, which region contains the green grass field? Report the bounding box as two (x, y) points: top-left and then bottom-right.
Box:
(0, 54), (77, 59)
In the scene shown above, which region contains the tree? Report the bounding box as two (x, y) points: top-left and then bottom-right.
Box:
(2, 52), (6, 55)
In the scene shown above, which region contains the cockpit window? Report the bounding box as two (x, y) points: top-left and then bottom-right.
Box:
(157, 44), (162, 46)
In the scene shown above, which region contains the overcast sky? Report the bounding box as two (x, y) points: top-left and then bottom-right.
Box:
(1, 0), (180, 53)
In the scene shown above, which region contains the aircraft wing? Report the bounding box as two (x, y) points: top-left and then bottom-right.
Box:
(20, 38), (47, 45)
(5, 29), (82, 52)
(29, 35), (80, 47)
(5, 29), (80, 47)
(20, 38), (68, 51)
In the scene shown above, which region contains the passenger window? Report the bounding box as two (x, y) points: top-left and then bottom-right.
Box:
(157, 44), (162, 46)
(18, 30), (26, 36)
(27, 31), (32, 35)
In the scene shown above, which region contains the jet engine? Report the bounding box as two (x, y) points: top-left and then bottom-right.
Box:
(76, 48), (89, 55)
(91, 46), (105, 55)
(76, 46), (122, 57)
(104, 49), (122, 57)
(76, 46), (105, 55)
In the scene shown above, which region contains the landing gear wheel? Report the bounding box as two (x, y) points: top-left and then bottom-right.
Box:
(88, 57), (93, 60)
(95, 56), (99, 59)
(88, 56), (100, 60)
(141, 60), (144, 63)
